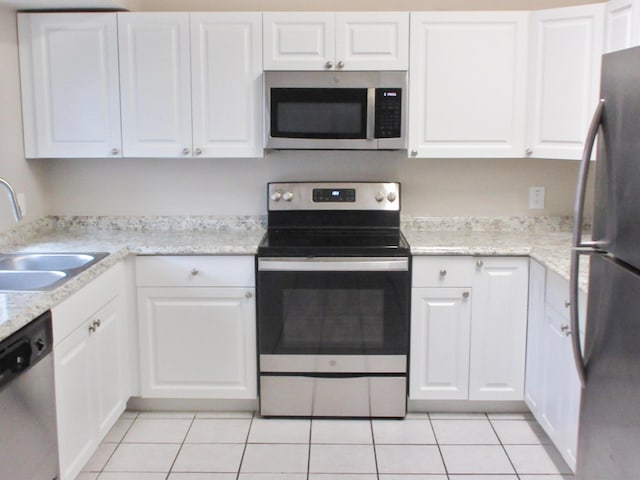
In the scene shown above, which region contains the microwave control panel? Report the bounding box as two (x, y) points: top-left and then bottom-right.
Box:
(374, 88), (402, 138)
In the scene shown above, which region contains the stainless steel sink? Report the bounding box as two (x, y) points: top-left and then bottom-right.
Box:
(0, 270), (67, 291)
(0, 253), (106, 271)
(0, 252), (109, 292)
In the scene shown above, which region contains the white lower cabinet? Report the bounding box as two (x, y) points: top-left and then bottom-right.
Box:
(52, 263), (126, 480)
(410, 256), (528, 402)
(525, 261), (586, 472)
(410, 287), (472, 400)
(469, 257), (529, 401)
(136, 256), (256, 399)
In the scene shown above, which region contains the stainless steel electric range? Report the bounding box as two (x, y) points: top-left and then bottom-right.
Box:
(256, 182), (411, 418)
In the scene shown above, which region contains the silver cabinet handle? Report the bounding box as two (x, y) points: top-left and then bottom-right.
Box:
(93, 319), (101, 328)
(410, 150), (418, 157)
(111, 148), (120, 155)
(325, 61), (333, 69)
(561, 324), (571, 336)
(525, 148), (533, 157)
(336, 60), (344, 69)
(462, 291), (470, 299)
(439, 269), (447, 277)
(194, 148), (203, 156)
(245, 291), (253, 299)
(88, 325), (96, 334)
(191, 268), (199, 276)
(182, 148), (190, 155)
(565, 300), (571, 308)
(476, 260), (484, 268)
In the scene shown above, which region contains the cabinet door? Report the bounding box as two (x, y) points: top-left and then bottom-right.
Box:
(335, 12), (408, 70)
(138, 287), (257, 398)
(92, 297), (126, 439)
(18, 13), (121, 158)
(525, 258), (546, 415)
(191, 13), (263, 157)
(527, 4), (604, 160)
(54, 325), (96, 480)
(604, 0), (640, 53)
(409, 12), (528, 158)
(469, 257), (529, 401)
(263, 12), (335, 70)
(410, 287), (472, 400)
(118, 13), (193, 158)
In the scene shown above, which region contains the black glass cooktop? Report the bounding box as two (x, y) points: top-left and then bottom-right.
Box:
(258, 229), (411, 257)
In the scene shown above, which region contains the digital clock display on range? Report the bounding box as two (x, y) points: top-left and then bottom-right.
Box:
(312, 188), (356, 202)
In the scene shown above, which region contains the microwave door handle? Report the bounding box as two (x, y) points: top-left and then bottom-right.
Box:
(367, 88), (376, 140)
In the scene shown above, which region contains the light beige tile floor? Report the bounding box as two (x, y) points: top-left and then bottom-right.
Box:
(77, 411), (574, 480)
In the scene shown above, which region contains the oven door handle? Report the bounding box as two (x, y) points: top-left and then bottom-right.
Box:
(258, 257), (409, 272)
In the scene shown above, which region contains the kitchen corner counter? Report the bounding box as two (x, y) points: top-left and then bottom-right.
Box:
(0, 214), (586, 343)
(402, 215), (589, 293)
(0, 216), (266, 342)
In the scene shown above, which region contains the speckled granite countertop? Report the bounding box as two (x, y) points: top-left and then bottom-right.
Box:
(0, 215), (587, 343)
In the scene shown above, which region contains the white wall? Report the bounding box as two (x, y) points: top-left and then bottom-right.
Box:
(0, 6), (48, 233)
(47, 152), (590, 217)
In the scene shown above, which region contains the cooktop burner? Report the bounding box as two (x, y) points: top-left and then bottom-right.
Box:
(259, 181), (410, 258)
(258, 229), (410, 257)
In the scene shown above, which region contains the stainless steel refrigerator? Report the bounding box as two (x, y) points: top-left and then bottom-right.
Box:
(571, 45), (640, 479)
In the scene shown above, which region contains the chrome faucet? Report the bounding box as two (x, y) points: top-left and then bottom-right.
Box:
(0, 177), (23, 222)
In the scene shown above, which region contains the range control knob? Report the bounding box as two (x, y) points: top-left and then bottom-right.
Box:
(282, 191), (294, 201)
(270, 191), (283, 202)
(375, 191), (386, 202)
(387, 191), (398, 202)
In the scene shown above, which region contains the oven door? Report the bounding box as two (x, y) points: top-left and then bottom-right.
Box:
(257, 257), (409, 370)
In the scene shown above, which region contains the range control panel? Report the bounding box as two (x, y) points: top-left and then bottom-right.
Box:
(268, 182), (400, 211)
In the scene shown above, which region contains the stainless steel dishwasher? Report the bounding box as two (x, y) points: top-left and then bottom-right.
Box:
(0, 310), (59, 479)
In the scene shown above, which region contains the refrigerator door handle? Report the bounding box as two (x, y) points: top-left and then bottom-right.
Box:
(569, 249), (588, 387)
(573, 99), (605, 249)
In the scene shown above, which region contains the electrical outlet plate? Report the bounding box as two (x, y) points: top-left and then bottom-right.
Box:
(529, 186), (545, 209)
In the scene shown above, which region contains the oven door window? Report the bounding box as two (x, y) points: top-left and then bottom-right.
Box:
(258, 270), (408, 355)
(270, 88), (368, 139)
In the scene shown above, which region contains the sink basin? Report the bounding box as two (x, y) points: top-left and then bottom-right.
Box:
(0, 253), (105, 271)
(0, 252), (109, 292)
(0, 270), (67, 291)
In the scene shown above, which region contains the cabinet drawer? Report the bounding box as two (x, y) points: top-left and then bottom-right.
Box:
(546, 268), (587, 337)
(53, 261), (123, 345)
(136, 255), (254, 287)
(412, 256), (474, 287)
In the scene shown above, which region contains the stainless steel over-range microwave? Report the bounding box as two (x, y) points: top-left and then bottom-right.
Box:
(265, 71), (407, 150)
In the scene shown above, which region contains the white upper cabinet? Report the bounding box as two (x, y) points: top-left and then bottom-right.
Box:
(526, 4), (604, 160)
(118, 13), (193, 158)
(604, 0), (640, 52)
(18, 13), (122, 158)
(409, 12), (529, 158)
(335, 13), (409, 70)
(263, 12), (408, 70)
(191, 13), (264, 158)
(118, 12), (263, 158)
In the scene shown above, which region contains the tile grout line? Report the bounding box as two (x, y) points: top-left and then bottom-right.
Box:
(95, 411), (139, 478)
(487, 412), (522, 479)
(368, 419), (380, 480)
(235, 410), (255, 480)
(307, 418), (313, 480)
(165, 412), (197, 478)
(428, 411), (450, 479)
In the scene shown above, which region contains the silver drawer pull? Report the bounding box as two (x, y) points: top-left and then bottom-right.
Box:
(476, 260), (484, 268)
(439, 269), (447, 277)
(92, 319), (101, 328)
(565, 300), (571, 308)
(462, 291), (470, 299)
(561, 324), (571, 336)
(245, 291), (253, 299)
(191, 268), (199, 276)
